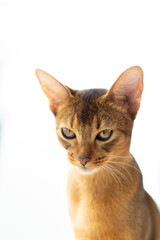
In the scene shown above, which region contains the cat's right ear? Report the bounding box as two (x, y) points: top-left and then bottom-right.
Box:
(35, 69), (72, 115)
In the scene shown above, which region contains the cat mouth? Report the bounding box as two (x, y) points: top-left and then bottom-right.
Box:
(75, 166), (97, 175)
(81, 165), (87, 170)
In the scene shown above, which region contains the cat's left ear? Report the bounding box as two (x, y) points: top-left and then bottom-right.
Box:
(106, 66), (143, 119)
(35, 69), (72, 115)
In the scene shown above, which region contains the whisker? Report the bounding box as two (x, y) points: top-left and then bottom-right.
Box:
(107, 161), (141, 173)
(95, 155), (131, 164)
(106, 163), (131, 189)
(101, 165), (120, 191)
(95, 155), (140, 174)
(107, 155), (132, 159)
(101, 165), (123, 192)
(107, 161), (133, 181)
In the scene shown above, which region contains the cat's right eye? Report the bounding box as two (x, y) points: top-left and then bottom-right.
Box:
(62, 128), (76, 140)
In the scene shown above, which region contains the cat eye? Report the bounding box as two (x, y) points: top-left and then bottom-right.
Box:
(62, 128), (76, 139)
(96, 129), (113, 141)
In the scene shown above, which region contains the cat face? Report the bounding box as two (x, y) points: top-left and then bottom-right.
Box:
(55, 89), (133, 174)
(36, 66), (143, 175)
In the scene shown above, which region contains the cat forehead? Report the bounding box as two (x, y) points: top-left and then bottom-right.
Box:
(58, 88), (121, 124)
(56, 87), (132, 134)
(74, 88), (107, 125)
(56, 88), (106, 125)
(75, 88), (107, 104)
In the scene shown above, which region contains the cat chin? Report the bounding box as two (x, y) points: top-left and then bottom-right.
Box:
(74, 166), (98, 175)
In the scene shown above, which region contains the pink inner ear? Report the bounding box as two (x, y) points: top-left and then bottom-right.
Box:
(108, 66), (143, 119)
(35, 69), (71, 114)
(122, 68), (143, 101)
(122, 72), (142, 92)
(42, 81), (69, 105)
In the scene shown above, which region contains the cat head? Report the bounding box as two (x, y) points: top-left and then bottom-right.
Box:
(35, 66), (143, 175)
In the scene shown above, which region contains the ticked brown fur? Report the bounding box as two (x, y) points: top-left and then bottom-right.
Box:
(36, 66), (160, 240)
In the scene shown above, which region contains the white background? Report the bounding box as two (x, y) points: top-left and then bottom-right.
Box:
(0, 0), (160, 239)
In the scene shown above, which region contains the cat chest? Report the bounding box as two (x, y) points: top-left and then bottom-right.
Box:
(71, 195), (124, 230)
(71, 198), (134, 240)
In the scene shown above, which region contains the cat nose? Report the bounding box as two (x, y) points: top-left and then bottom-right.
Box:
(77, 155), (90, 166)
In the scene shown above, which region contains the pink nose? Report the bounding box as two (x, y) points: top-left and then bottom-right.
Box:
(78, 157), (90, 166)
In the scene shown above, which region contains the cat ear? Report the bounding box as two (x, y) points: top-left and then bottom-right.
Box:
(35, 69), (72, 115)
(106, 66), (143, 119)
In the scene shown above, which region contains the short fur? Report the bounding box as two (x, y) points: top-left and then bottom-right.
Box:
(36, 66), (160, 240)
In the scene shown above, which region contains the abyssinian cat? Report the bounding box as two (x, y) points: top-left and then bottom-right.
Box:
(35, 66), (160, 240)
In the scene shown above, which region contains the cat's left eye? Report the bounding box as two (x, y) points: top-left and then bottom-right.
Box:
(96, 129), (113, 141)
(62, 128), (76, 139)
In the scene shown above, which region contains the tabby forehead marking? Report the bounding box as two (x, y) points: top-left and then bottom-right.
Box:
(75, 89), (107, 125)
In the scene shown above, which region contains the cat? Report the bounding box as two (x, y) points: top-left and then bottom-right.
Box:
(35, 66), (160, 240)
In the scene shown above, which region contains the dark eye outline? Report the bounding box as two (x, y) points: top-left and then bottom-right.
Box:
(61, 128), (76, 140)
(96, 129), (113, 141)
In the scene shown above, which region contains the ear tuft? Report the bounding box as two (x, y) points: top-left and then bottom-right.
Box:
(107, 66), (143, 119)
(35, 69), (72, 115)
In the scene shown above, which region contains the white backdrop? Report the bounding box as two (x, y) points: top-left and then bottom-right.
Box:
(0, 0), (160, 239)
